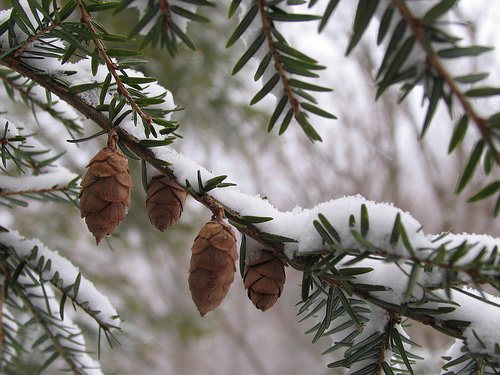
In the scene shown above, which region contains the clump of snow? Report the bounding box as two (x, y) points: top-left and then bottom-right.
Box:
(431, 232), (500, 266)
(0, 229), (120, 328)
(438, 288), (500, 363)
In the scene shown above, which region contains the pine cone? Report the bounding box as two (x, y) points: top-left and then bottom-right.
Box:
(146, 175), (187, 231)
(79, 133), (132, 244)
(244, 250), (286, 311)
(189, 221), (238, 316)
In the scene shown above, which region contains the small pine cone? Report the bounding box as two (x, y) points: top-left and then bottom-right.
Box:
(146, 175), (187, 231)
(79, 133), (132, 244)
(189, 221), (238, 316)
(244, 250), (286, 311)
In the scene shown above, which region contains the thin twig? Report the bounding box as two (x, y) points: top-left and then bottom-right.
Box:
(203, 194), (224, 221)
(12, 22), (59, 61)
(0, 186), (72, 197)
(393, 0), (499, 163)
(75, 0), (153, 126)
(256, 0), (301, 119)
(376, 317), (396, 374)
(159, 0), (172, 31)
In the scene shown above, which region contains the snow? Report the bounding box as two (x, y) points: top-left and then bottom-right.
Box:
(431, 232), (500, 266)
(0, 229), (120, 328)
(436, 288), (500, 363)
(0, 168), (77, 191)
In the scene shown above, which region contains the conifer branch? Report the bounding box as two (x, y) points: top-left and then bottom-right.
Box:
(12, 22), (59, 61)
(324, 244), (496, 288)
(75, 0), (153, 127)
(324, 278), (465, 339)
(256, 0), (300, 121)
(0, 72), (82, 134)
(9, 280), (81, 374)
(393, 0), (500, 163)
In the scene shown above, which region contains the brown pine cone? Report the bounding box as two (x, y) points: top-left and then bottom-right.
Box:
(244, 250), (286, 311)
(146, 175), (187, 231)
(79, 133), (132, 244)
(188, 221), (238, 316)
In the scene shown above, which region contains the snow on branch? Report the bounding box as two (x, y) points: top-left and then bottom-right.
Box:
(0, 229), (120, 329)
(0, 169), (78, 196)
(0, 70), (84, 136)
(7, 270), (103, 375)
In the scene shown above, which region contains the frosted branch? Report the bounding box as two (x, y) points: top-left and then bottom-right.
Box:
(8, 272), (103, 375)
(0, 229), (120, 330)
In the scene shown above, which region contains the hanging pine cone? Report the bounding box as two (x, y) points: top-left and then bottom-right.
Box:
(244, 250), (286, 311)
(79, 132), (132, 244)
(146, 174), (187, 231)
(188, 220), (238, 316)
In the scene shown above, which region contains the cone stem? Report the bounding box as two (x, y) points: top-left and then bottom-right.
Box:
(107, 129), (118, 150)
(205, 195), (224, 222)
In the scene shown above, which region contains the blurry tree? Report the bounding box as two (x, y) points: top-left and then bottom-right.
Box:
(0, 1), (499, 374)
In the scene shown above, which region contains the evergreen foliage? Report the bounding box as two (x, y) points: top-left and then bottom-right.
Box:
(0, 0), (499, 374)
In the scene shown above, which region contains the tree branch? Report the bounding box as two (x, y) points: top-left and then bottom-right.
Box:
(0, 186), (72, 197)
(75, 0), (153, 126)
(0, 72), (82, 134)
(9, 279), (82, 374)
(256, 0), (301, 119)
(393, 0), (499, 163)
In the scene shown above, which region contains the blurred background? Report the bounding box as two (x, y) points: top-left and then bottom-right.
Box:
(1, 1), (500, 374)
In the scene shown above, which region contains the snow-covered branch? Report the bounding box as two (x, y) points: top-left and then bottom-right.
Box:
(0, 229), (120, 330)
(0, 170), (79, 198)
(7, 271), (103, 375)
